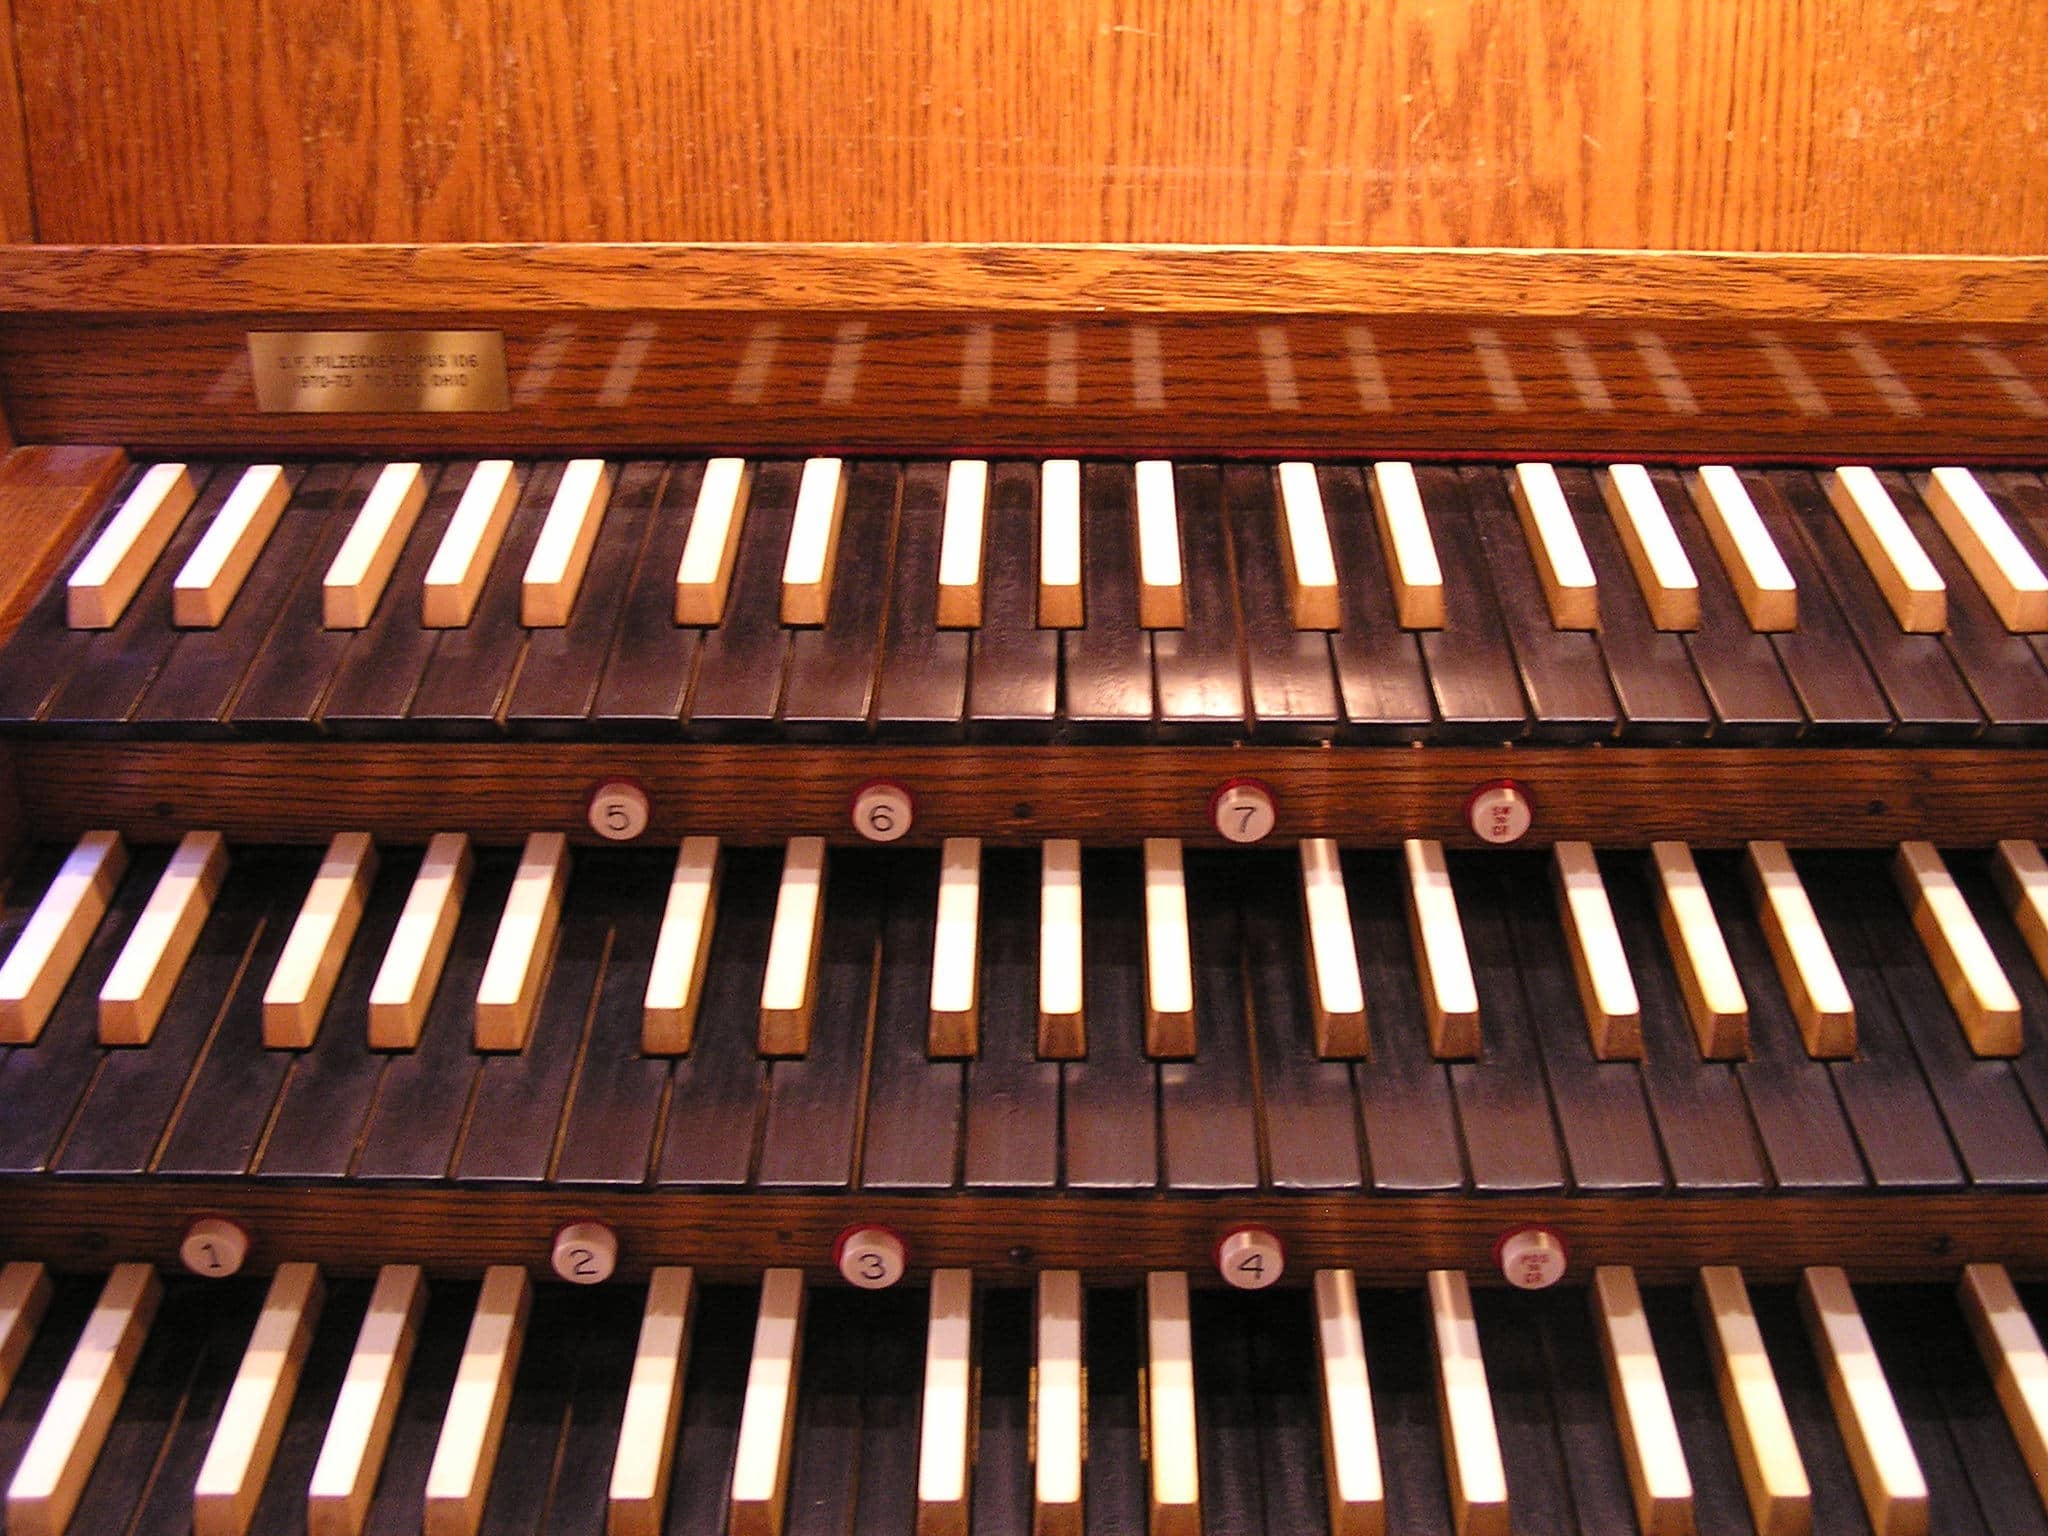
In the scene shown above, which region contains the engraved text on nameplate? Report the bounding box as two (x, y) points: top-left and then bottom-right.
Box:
(248, 330), (511, 413)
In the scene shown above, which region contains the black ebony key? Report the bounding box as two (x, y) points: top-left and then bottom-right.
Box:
(783, 1288), (870, 1536)
(1061, 463), (1154, 741)
(1357, 1286), (1458, 1536)
(1749, 1283), (1896, 1536)
(972, 1288), (1035, 1536)
(661, 1284), (755, 1536)
(1774, 468), (1981, 740)
(861, 850), (964, 1190)
(1220, 464), (1338, 742)
(135, 462), (329, 735)
(1461, 466), (1616, 740)
(228, 464), (382, 736)
(1063, 849), (1159, 1190)
(540, 1284), (645, 1536)
(1158, 852), (1261, 1193)
(1533, 1288), (1671, 1536)
(1558, 466), (1713, 742)
(1083, 1288), (1148, 1536)
(1738, 468), (1893, 739)
(783, 459), (897, 739)
(591, 459), (705, 734)
(1446, 852), (1566, 1194)
(303, 463), (464, 736)
(1247, 1290), (1333, 1536)
(1493, 858), (1665, 1194)
(686, 459), (800, 739)
(502, 459), (668, 737)
(1317, 465), (1440, 743)
(1191, 1289), (1268, 1536)
(1411, 466), (1531, 742)
(405, 461), (558, 737)
(42, 463), (266, 733)
(846, 1286), (925, 1536)
(1639, 1285), (1779, 1536)
(1472, 1289), (1578, 1535)
(1831, 851), (2048, 1188)
(962, 847), (1060, 1190)
(966, 461), (1059, 740)
(870, 459), (968, 739)
(1342, 849), (1464, 1194)
(1857, 1286), (2004, 1536)
(1889, 469), (2048, 740)
(1648, 466), (1805, 743)
(757, 849), (883, 1189)
(654, 848), (774, 1188)
(1953, 852), (2048, 1142)
(1236, 851), (1362, 1191)
(475, 1287), (585, 1533)
(1152, 465), (1247, 742)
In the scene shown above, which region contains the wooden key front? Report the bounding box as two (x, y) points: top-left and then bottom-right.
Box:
(1745, 841), (1854, 1058)
(308, 1264), (426, 1536)
(1037, 839), (1086, 1059)
(1312, 1270), (1385, 1536)
(1695, 1266), (1808, 1536)
(0, 829), (125, 1044)
(929, 837), (983, 1058)
(1037, 459), (1084, 629)
(608, 1267), (696, 1536)
(1403, 839), (1479, 1059)
(1894, 841), (2020, 1056)
(1800, 1266), (1927, 1536)
(1033, 1270), (1085, 1536)
(1145, 1272), (1201, 1536)
(1142, 838), (1195, 1058)
(195, 1262), (325, 1536)
(675, 457), (753, 624)
(67, 462), (197, 629)
(264, 832), (377, 1048)
(423, 1265), (530, 1536)
(422, 460), (519, 628)
(917, 1269), (976, 1536)
(1299, 838), (1368, 1058)
(99, 829), (228, 1045)
(1275, 462), (1341, 630)
(643, 837), (721, 1055)
(1370, 460), (1445, 629)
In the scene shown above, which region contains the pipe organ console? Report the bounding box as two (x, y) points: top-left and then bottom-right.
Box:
(4, 6), (2048, 1534)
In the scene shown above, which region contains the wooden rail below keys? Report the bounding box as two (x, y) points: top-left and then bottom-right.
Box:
(15, 742), (2048, 850)
(8, 1181), (2048, 1285)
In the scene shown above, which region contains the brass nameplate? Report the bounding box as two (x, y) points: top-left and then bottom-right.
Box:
(248, 330), (510, 413)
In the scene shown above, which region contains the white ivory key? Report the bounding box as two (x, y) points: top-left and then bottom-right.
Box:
(644, 837), (721, 1055)
(0, 829), (126, 1044)
(781, 456), (848, 625)
(1599, 464), (1700, 630)
(1696, 1266), (1808, 1536)
(1146, 1272), (1201, 1536)
(1134, 459), (1185, 629)
(1592, 1266), (1693, 1536)
(67, 462), (197, 628)
(1038, 839), (1085, 1059)
(1142, 837), (1195, 1058)
(368, 833), (471, 1050)
(0, 1262), (52, 1406)
(1428, 1269), (1508, 1536)
(760, 837), (827, 1056)
(194, 1262), (325, 1536)
(917, 1269), (975, 1536)
(324, 461), (427, 628)
(1650, 842), (1748, 1059)
(422, 460), (519, 628)
(1995, 838), (2048, 986)
(1800, 1266), (1927, 1536)
(6, 1262), (161, 1536)
(1827, 466), (1946, 633)
(675, 457), (752, 625)
(730, 1269), (806, 1536)
(608, 1267), (696, 1536)
(1372, 461), (1445, 629)
(1511, 462), (1598, 630)
(937, 459), (989, 628)
(1038, 458), (1084, 628)
(173, 464), (292, 627)
(1894, 841), (2020, 1056)
(1033, 1270), (1084, 1536)
(1685, 466), (1797, 632)
(1553, 841), (1642, 1060)
(1745, 841), (1855, 1058)
(1404, 839), (1479, 1059)
(1958, 1263), (2048, 1511)
(1299, 839), (1367, 1058)
(308, 1264), (426, 1536)
(263, 832), (377, 1049)
(1922, 466), (2048, 631)
(99, 829), (228, 1045)
(1275, 462), (1340, 629)
(929, 837), (982, 1058)
(423, 1265), (530, 1536)
(474, 832), (568, 1052)
(522, 457), (613, 626)
(1312, 1270), (1384, 1536)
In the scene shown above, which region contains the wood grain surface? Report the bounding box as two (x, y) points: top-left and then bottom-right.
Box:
(0, 444), (129, 645)
(13, 742), (2048, 850)
(8, 0), (2048, 253)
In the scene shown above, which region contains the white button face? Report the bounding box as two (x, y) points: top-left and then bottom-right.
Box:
(852, 782), (914, 843)
(551, 1220), (619, 1285)
(587, 780), (651, 842)
(836, 1226), (907, 1290)
(1216, 1226), (1285, 1290)
(180, 1216), (250, 1278)
(1211, 780), (1277, 844)
(1496, 1226), (1569, 1290)
(1465, 780), (1534, 845)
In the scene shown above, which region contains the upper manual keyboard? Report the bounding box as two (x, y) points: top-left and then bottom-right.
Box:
(7, 456), (2048, 744)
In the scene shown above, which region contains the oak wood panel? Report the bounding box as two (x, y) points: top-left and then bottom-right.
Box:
(14, 742), (2048, 850)
(0, 444), (128, 645)
(0, 0), (30, 244)
(0, 1180), (2042, 1285)
(11, 1), (2048, 253)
